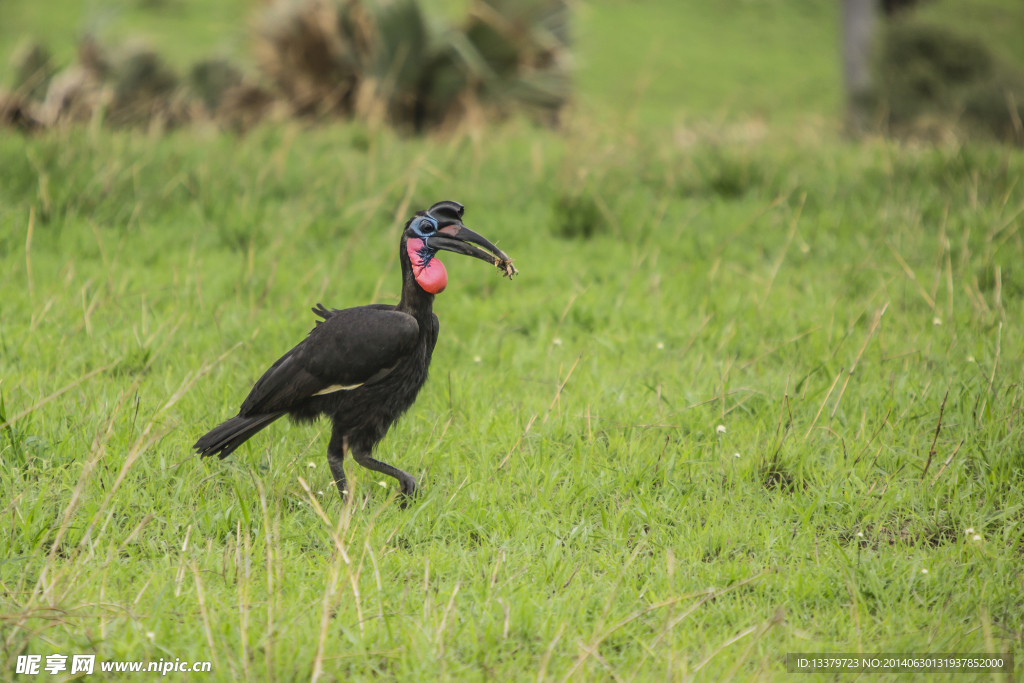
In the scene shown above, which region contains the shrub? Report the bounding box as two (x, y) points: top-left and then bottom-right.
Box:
(1, 0), (573, 134)
(877, 22), (1024, 144)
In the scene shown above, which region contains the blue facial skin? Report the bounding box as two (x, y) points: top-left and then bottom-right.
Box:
(413, 216), (439, 266)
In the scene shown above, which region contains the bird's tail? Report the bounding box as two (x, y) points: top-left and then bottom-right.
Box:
(194, 412), (286, 460)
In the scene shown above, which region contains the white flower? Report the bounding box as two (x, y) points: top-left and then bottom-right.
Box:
(307, 462), (316, 469)
(856, 532), (864, 538)
(733, 452), (740, 458)
(972, 534), (982, 542)
(378, 481), (387, 488)
(553, 338), (562, 346)
(967, 356), (975, 363)
(716, 425), (726, 434)
(317, 491), (324, 497)
(932, 317), (942, 326)
(146, 632), (155, 641)
(921, 568), (929, 574)
(656, 342), (664, 350)
(473, 355), (481, 363)
(965, 527), (975, 535)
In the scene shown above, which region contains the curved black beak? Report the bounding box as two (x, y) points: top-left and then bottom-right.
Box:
(428, 224), (518, 279)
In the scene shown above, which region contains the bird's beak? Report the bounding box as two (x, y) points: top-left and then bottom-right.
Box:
(429, 224), (518, 279)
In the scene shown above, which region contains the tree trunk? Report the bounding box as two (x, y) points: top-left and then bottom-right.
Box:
(842, 0), (876, 132)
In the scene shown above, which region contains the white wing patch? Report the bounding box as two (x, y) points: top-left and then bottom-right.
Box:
(313, 383), (363, 396)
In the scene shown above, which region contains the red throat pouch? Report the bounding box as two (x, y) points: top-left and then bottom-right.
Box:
(407, 239), (448, 294)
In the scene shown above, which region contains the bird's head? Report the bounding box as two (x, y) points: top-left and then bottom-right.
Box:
(402, 200), (517, 294)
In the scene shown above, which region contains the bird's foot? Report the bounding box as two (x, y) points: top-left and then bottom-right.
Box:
(349, 446), (417, 508)
(397, 474), (417, 508)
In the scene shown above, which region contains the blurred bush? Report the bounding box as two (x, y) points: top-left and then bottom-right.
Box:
(879, 0), (936, 18)
(256, 0), (570, 131)
(38, 37), (110, 128)
(256, 0), (372, 118)
(11, 41), (55, 101)
(188, 59), (243, 112)
(0, 90), (41, 130)
(0, 0), (571, 134)
(461, 0), (571, 126)
(107, 46), (184, 127)
(876, 22), (1024, 144)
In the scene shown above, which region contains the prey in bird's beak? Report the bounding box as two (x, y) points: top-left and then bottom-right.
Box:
(425, 201), (518, 279)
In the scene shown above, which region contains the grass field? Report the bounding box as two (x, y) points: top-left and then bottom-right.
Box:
(2, 1), (1024, 682)
(2, 120), (1023, 681)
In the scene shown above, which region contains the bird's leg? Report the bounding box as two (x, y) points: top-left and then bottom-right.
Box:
(326, 432), (348, 499)
(350, 443), (417, 498)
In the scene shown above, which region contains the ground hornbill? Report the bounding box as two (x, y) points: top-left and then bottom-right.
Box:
(194, 201), (516, 500)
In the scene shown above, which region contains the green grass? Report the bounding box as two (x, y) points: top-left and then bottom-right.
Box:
(2, 0), (1024, 679)
(574, 0), (843, 127)
(1, 120), (1022, 680)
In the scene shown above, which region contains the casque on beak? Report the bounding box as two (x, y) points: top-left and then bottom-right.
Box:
(424, 201), (517, 279)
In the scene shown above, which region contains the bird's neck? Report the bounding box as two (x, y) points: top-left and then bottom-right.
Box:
(397, 248), (435, 326)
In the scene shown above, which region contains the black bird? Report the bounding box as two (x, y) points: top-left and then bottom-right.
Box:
(194, 201), (516, 499)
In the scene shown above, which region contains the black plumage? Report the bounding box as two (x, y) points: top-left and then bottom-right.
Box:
(194, 201), (516, 499)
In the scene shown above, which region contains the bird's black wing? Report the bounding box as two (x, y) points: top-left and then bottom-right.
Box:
(312, 302), (396, 326)
(239, 304), (418, 416)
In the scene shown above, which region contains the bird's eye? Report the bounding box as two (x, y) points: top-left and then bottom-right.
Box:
(418, 219), (436, 233)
